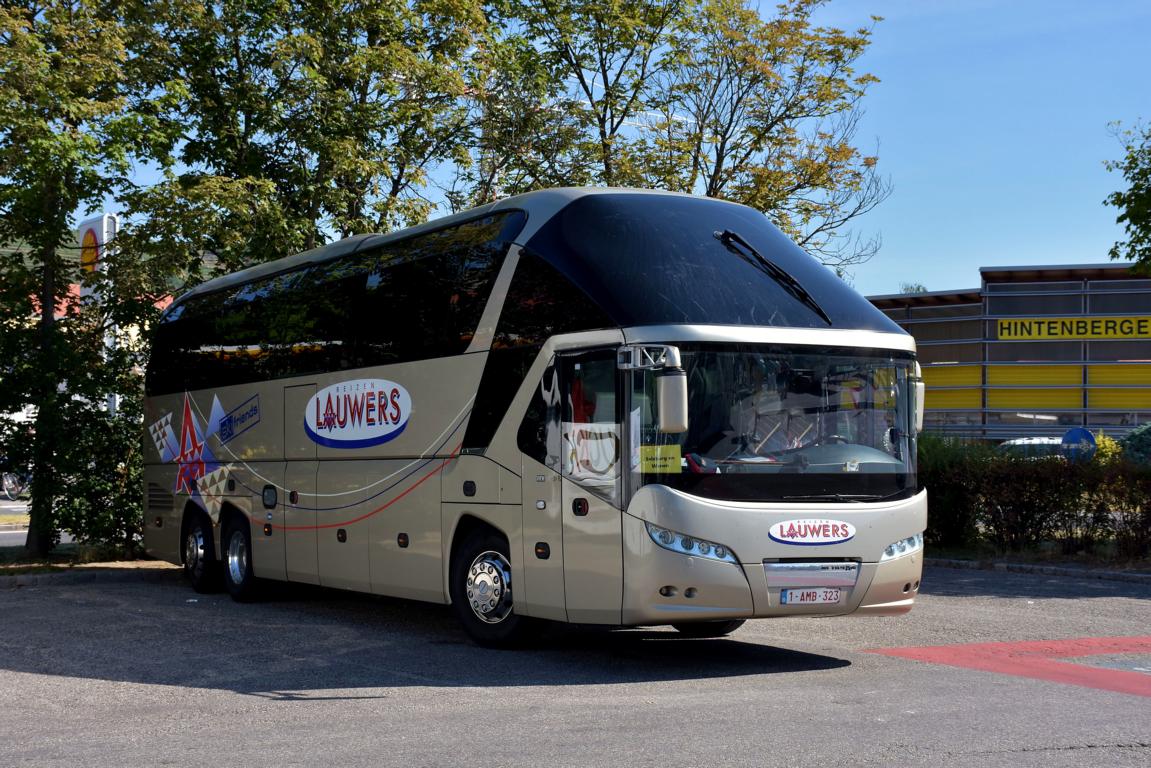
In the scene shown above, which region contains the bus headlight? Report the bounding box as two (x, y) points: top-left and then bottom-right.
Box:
(881, 532), (924, 561)
(645, 522), (738, 564)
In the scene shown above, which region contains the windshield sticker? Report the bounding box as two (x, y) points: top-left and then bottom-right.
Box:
(305, 379), (411, 449)
(640, 445), (681, 474)
(769, 519), (856, 546)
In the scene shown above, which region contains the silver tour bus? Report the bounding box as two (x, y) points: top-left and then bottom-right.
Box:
(143, 188), (926, 647)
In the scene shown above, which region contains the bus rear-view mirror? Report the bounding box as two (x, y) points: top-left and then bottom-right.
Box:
(656, 349), (689, 433)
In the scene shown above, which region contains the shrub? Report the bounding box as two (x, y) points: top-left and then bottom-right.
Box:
(918, 434), (1151, 560)
(1093, 431), (1124, 465)
(1055, 460), (1114, 556)
(1106, 462), (1151, 559)
(976, 456), (1078, 552)
(917, 434), (989, 549)
(53, 397), (143, 557)
(1120, 424), (1151, 464)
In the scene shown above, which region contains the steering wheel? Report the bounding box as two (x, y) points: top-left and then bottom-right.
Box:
(818, 435), (850, 445)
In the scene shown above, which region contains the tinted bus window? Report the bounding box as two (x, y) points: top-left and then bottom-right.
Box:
(461, 250), (614, 452)
(147, 212), (524, 395)
(525, 194), (901, 332)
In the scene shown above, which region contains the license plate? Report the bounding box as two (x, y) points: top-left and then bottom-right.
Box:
(780, 588), (841, 605)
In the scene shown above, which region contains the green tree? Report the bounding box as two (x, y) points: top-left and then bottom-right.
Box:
(123, 0), (487, 290)
(1104, 122), (1151, 274)
(1120, 423), (1151, 464)
(445, 30), (593, 207)
(899, 282), (927, 294)
(467, 0), (889, 270)
(508, 0), (684, 187)
(0, 0), (170, 555)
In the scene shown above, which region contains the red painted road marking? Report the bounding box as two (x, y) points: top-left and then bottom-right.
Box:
(866, 636), (1151, 698)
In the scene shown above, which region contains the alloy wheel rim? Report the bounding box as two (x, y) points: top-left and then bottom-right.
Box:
(227, 530), (248, 585)
(465, 550), (513, 624)
(185, 527), (205, 575)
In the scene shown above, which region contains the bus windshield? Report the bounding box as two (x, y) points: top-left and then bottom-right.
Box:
(629, 344), (917, 502)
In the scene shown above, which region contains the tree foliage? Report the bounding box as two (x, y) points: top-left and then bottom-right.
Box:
(0, 0), (170, 555)
(1104, 122), (1151, 274)
(639, 0), (888, 266)
(1120, 423), (1151, 465)
(122, 0), (488, 288)
(459, 0), (889, 270)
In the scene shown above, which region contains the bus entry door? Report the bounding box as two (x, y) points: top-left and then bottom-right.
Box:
(558, 351), (623, 624)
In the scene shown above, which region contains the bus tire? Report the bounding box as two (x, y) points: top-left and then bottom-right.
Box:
(671, 620), (746, 638)
(450, 531), (534, 648)
(182, 512), (222, 593)
(222, 515), (260, 602)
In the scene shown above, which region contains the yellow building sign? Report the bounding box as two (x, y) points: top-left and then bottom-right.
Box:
(997, 316), (1151, 340)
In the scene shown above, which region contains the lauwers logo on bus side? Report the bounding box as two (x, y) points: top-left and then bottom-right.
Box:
(304, 379), (412, 449)
(769, 519), (856, 546)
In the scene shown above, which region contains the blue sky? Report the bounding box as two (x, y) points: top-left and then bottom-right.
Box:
(810, 0), (1151, 296)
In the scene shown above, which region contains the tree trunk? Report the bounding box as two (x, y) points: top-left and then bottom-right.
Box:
(24, 193), (65, 557)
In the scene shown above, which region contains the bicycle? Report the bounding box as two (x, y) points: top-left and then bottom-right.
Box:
(2, 469), (29, 501)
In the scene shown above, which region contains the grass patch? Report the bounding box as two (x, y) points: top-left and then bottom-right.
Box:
(0, 513), (29, 526)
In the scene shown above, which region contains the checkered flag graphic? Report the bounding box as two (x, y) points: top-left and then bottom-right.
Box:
(148, 413), (177, 462)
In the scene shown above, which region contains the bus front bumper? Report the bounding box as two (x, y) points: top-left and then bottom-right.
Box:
(621, 513), (923, 625)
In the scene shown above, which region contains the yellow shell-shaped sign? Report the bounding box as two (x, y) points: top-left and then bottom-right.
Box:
(80, 228), (99, 273)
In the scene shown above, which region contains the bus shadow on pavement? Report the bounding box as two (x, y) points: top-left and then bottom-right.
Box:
(0, 579), (849, 696)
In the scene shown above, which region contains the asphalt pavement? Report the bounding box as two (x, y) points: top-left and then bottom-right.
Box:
(0, 566), (1148, 767)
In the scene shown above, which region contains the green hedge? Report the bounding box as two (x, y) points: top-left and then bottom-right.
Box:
(918, 434), (1151, 560)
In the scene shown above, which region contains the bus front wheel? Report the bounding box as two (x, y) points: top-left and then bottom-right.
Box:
(671, 620), (746, 638)
(450, 531), (534, 648)
(222, 516), (260, 602)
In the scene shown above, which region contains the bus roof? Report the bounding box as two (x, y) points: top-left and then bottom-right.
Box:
(169, 187), (702, 311)
(167, 187), (903, 338)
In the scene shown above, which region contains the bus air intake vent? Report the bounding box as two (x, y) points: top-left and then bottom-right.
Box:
(147, 483), (173, 513)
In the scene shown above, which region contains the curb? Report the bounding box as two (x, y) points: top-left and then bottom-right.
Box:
(926, 558), (1151, 585)
(0, 524), (30, 532)
(1, 567), (183, 590)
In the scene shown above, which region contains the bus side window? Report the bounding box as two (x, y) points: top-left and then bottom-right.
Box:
(517, 362), (560, 471)
(559, 352), (621, 506)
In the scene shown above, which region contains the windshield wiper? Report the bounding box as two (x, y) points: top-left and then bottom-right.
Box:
(781, 490), (912, 502)
(713, 229), (832, 326)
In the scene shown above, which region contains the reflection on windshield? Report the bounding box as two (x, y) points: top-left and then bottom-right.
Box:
(630, 345), (916, 502)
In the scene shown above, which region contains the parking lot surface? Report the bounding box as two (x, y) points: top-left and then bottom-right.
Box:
(1, 566), (1148, 767)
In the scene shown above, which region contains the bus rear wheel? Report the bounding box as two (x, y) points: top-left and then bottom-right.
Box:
(450, 531), (534, 648)
(222, 516), (260, 602)
(183, 514), (222, 593)
(671, 620), (746, 638)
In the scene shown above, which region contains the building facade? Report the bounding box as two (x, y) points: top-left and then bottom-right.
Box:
(869, 264), (1151, 440)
